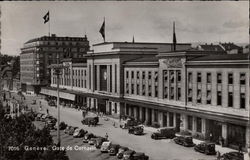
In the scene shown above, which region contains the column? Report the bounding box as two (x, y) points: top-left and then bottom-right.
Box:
(222, 71), (228, 108)
(158, 112), (163, 127)
(151, 109), (155, 124)
(201, 118), (206, 135)
(107, 65), (110, 92)
(234, 73), (240, 109)
(173, 113), (176, 127)
(139, 106), (143, 121)
(97, 65), (100, 91)
(222, 123), (228, 146)
(167, 112), (170, 127)
(193, 117), (197, 133)
(183, 114), (188, 130)
(145, 108), (149, 125)
(134, 106), (138, 119)
(211, 72), (217, 106)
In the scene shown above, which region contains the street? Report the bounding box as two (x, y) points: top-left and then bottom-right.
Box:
(20, 92), (218, 160)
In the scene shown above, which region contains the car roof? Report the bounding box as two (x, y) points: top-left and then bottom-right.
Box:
(102, 141), (111, 144)
(133, 152), (144, 156)
(124, 150), (134, 154)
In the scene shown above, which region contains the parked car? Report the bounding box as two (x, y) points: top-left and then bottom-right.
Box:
(133, 152), (149, 160)
(81, 116), (99, 125)
(128, 125), (144, 135)
(68, 127), (78, 135)
(88, 137), (98, 145)
(83, 133), (95, 143)
(194, 142), (216, 155)
(173, 135), (195, 147)
(117, 146), (129, 159)
(73, 128), (87, 138)
(41, 114), (49, 122)
(221, 152), (244, 160)
(95, 137), (107, 149)
(35, 113), (44, 121)
(109, 144), (120, 156)
(120, 118), (140, 129)
(64, 126), (73, 134)
(59, 121), (67, 130)
(151, 127), (176, 140)
(123, 150), (136, 160)
(48, 100), (56, 106)
(100, 141), (112, 153)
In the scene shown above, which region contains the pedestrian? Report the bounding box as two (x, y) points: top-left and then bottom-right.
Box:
(113, 122), (116, 127)
(209, 133), (213, 142)
(238, 143), (242, 153)
(216, 151), (221, 160)
(46, 109), (49, 115)
(105, 133), (108, 141)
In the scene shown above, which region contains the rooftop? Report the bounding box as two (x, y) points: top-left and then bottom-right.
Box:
(189, 54), (249, 61)
(198, 44), (224, 52)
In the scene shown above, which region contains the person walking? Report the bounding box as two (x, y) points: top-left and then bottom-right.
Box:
(105, 133), (108, 141)
(46, 108), (49, 115)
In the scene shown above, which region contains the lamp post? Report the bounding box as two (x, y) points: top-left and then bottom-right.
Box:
(49, 54), (69, 146)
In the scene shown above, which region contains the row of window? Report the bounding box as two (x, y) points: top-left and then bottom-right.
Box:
(188, 72), (246, 85)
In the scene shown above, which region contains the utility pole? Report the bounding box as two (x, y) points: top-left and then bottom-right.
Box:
(49, 53), (69, 146)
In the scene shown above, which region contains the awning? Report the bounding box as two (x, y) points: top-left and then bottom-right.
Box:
(40, 88), (75, 101)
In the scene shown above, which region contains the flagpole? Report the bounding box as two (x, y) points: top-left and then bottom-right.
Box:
(48, 10), (50, 37)
(104, 17), (105, 42)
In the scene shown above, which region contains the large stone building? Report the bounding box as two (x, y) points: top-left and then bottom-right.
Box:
(20, 34), (89, 94)
(42, 41), (249, 150)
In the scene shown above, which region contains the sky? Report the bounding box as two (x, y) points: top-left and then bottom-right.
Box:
(1, 1), (249, 56)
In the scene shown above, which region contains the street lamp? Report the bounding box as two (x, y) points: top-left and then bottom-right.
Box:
(49, 54), (69, 146)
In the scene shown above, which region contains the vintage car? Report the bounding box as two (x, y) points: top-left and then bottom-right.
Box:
(83, 133), (95, 143)
(120, 118), (141, 129)
(64, 126), (73, 134)
(68, 127), (78, 135)
(81, 116), (99, 125)
(59, 122), (67, 130)
(48, 100), (56, 106)
(116, 146), (129, 159)
(173, 135), (195, 147)
(123, 150), (136, 160)
(35, 113), (44, 121)
(194, 142), (216, 155)
(151, 127), (176, 140)
(221, 152), (244, 160)
(133, 152), (149, 160)
(88, 137), (98, 145)
(128, 125), (144, 135)
(94, 137), (107, 149)
(100, 141), (112, 153)
(109, 144), (120, 156)
(73, 128), (88, 138)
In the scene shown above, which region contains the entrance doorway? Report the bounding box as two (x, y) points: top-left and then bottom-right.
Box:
(207, 120), (222, 143)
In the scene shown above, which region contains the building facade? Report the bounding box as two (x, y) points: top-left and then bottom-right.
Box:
(44, 41), (249, 150)
(20, 34), (89, 94)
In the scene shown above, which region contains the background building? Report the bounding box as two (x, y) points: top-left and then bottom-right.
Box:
(20, 34), (89, 94)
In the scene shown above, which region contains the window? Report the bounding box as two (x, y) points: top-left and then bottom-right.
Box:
(177, 71), (181, 82)
(240, 73), (246, 85)
(131, 71), (134, 79)
(155, 86), (158, 98)
(164, 71), (168, 81)
(217, 91), (222, 106)
(217, 73), (222, 84)
(164, 87), (168, 99)
(187, 116), (193, 130)
(240, 93), (245, 109)
(228, 73), (233, 85)
(228, 92), (233, 107)
(154, 71), (158, 82)
(197, 72), (201, 83)
(142, 85), (146, 96)
(170, 71), (174, 83)
(207, 73), (211, 83)
(137, 84), (140, 95)
(177, 88), (181, 100)
(136, 71), (140, 79)
(126, 71), (129, 79)
(114, 103), (117, 113)
(170, 87), (174, 100)
(148, 71), (152, 80)
(131, 84), (134, 94)
(196, 117), (202, 133)
(188, 89), (192, 102)
(206, 90), (211, 104)
(188, 72), (192, 83)
(154, 110), (158, 122)
(148, 85), (152, 97)
(142, 71), (145, 80)
(126, 84), (129, 94)
(197, 89), (202, 103)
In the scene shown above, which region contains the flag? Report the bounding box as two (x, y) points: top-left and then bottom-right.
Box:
(43, 11), (49, 24)
(99, 19), (105, 42)
(173, 21), (177, 51)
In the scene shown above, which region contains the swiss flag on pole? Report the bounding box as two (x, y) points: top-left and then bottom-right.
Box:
(43, 11), (49, 24)
(99, 19), (105, 42)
